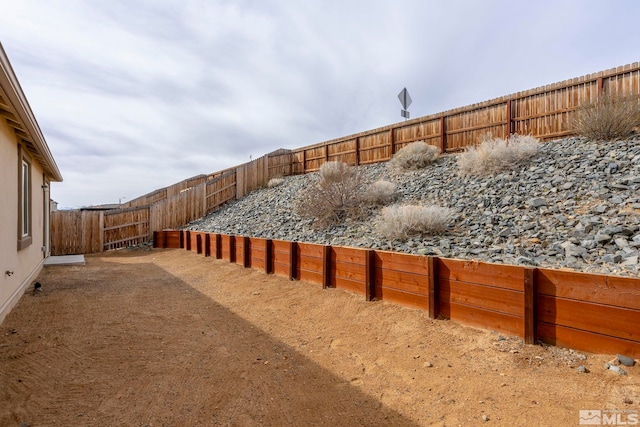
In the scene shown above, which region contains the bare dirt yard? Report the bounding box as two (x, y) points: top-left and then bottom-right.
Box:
(1, 249), (638, 426)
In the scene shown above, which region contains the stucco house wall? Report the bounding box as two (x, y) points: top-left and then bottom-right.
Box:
(0, 43), (62, 324)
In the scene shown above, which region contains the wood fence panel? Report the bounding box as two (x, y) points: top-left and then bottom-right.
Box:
(393, 118), (441, 151)
(330, 246), (366, 295)
(296, 242), (324, 285)
(437, 258), (524, 337)
(603, 63), (640, 96)
(81, 210), (103, 253)
(303, 146), (327, 172)
(103, 207), (150, 251)
(358, 131), (391, 164)
(291, 151), (305, 174)
(373, 251), (430, 310)
(271, 239), (292, 278)
(205, 171), (236, 213)
(445, 101), (508, 150)
(51, 210), (82, 255)
(327, 139), (357, 165)
(268, 152), (293, 178)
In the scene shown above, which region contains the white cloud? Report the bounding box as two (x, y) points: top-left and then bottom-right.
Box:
(0, 0), (638, 208)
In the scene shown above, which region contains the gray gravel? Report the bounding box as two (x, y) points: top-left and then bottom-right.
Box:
(187, 136), (640, 277)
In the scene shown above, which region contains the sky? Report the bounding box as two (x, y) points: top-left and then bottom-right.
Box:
(0, 0), (638, 209)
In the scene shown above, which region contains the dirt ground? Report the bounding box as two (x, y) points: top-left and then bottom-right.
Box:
(0, 249), (638, 426)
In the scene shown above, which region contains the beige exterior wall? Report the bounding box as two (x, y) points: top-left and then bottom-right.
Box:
(0, 117), (47, 323)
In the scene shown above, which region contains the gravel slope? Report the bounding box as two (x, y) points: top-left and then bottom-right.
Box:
(187, 136), (640, 277)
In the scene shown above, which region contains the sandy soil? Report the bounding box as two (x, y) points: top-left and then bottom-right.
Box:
(0, 249), (638, 426)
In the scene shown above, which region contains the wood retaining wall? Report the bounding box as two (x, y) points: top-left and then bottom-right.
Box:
(155, 230), (640, 358)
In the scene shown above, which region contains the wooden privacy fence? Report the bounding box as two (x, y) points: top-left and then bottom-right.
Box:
(287, 62), (640, 172)
(120, 61), (640, 203)
(155, 230), (640, 358)
(51, 207), (151, 255)
(52, 62), (640, 255)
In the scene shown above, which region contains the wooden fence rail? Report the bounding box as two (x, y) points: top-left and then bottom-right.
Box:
(155, 230), (640, 359)
(52, 62), (640, 255)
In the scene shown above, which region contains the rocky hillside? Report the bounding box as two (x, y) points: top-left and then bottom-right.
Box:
(187, 136), (640, 277)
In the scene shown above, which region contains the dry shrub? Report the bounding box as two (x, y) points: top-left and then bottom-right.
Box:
(376, 204), (454, 240)
(457, 133), (539, 176)
(571, 93), (640, 141)
(295, 161), (363, 228)
(389, 141), (440, 172)
(267, 177), (285, 188)
(363, 180), (396, 206)
(318, 160), (351, 183)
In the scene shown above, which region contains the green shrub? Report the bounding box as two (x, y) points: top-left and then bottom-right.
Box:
(457, 134), (539, 176)
(376, 204), (454, 240)
(389, 141), (440, 172)
(571, 93), (640, 141)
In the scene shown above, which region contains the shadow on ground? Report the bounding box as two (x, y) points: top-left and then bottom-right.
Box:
(0, 251), (417, 426)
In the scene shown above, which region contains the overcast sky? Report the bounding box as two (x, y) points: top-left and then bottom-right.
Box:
(1, 0), (638, 208)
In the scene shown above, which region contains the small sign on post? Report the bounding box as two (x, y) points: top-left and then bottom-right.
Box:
(398, 87), (412, 120)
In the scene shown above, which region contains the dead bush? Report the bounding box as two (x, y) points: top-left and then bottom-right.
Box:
(389, 141), (440, 172)
(376, 204), (454, 240)
(457, 133), (539, 176)
(267, 177), (285, 188)
(571, 93), (640, 141)
(318, 160), (352, 184)
(363, 180), (396, 206)
(295, 161), (363, 228)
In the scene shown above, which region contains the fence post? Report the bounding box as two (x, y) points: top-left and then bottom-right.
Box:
(597, 75), (604, 98)
(506, 98), (513, 137)
(302, 150), (306, 174)
(229, 236), (236, 263)
(428, 256), (438, 319)
(524, 267), (536, 344)
(215, 234), (222, 259)
(147, 206), (153, 241)
(289, 241), (297, 280)
(322, 245), (331, 289)
(389, 127), (395, 157)
(265, 239), (273, 274)
(202, 183), (207, 216)
(204, 233), (211, 257)
(354, 137), (360, 166)
(99, 211), (105, 252)
(185, 231), (191, 251)
(365, 250), (375, 301)
(243, 236), (250, 268)
(439, 116), (447, 153)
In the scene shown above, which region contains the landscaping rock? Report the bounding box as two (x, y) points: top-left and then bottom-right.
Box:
(576, 365), (588, 373)
(604, 363), (627, 376)
(187, 136), (640, 278)
(616, 354), (635, 367)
